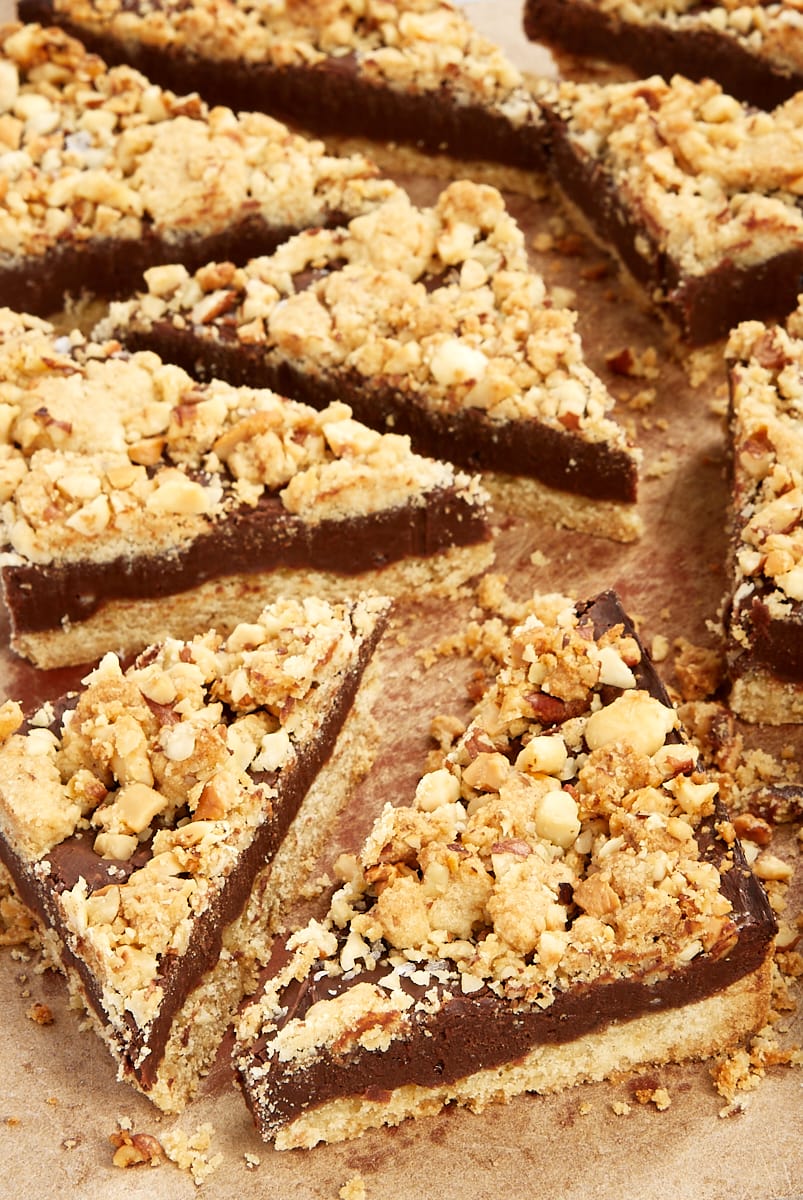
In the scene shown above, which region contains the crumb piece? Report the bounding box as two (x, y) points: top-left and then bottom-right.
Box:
(340, 1175), (368, 1200)
(673, 637), (724, 701)
(578, 1101), (592, 1115)
(243, 1152), (260, 1171)
(611, 1100), (631, 1115)
(634, 1086), (671, 1110)
(161, 1123), (223, 1186)
(645, 449), (679, 479)
(650, 634), (670, 663)
(62, 1138), (78, 1150)
(529, 549), (550, 567)
(27, 1001), (54, 1025)
(109, 1126), (166, 1169)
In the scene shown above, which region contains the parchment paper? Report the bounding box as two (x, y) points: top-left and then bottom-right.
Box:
(0, 4), (800, 1198)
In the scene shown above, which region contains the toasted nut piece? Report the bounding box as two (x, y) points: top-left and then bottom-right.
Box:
(462, 751), (511, 792)
(93, 831), (138, 860)
(733, 812), (773, 846)
(584, 691), (677, 756)
(116, 781), (168, 833)
(534, 788), (581, 849)
(752, 853), (794, 882)
(415, 768), (461, 811)
(516, 734), (567, 777)
(0, 699), (23, 740)
(128, 436), (166, 466)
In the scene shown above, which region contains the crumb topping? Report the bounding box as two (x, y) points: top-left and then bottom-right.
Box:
(592, 0), (803, 75)
(545, 73), (803, 274)
(42, 0), (540, 126)
(0, 21), (395, 261)
(0, 593), (389, 1032)
(237, 594), (737, 1065)
(0, 308), (483, 566)
(726, 301), (803, 618)
(102, 180), (633, 449)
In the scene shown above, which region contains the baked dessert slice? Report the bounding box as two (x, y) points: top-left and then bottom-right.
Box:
(16, 0), (547, 184)
(523, 0), (803, 110)
(725, 300), (803, 723)
(233, 589), (776, 1149)
(0, 21), (397, 317)
(0, 308), (491, 669)
(0, 591), (391, 1111)
(99, 180), (643, 543)
(539, 74), (803, 345)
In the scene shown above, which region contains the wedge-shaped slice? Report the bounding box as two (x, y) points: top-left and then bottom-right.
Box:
(234, 589), (776, 1149)
(0, 593), (390, 1111)
(725, 299), (803, 723)
(17, 0), (546, 184)
(0, 309), (490, 669)
(0, 21), (397, 317)
(539, 74), (803, 344)
(100, 181), (642, 543)
(524, 0), (803, 110)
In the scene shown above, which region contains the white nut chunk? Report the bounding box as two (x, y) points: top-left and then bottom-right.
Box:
(515, 734), (567, 778)
(115, 781), (169, 833)
(415, 768), (461, 812)
(584, 691), (677, 757)
(534, 788), (581, 849)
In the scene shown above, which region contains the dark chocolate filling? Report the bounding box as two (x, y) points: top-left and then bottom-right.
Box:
(0, 608), (387, 1089)
(541, 106), (803, 345)
(18, 0), (547, 171)
(523, 0), (803, 111)
(236, 591), (776, 1134)
(118, 322), (640, 503)
(0, 212), (356, 319)
(0, 486), (488, 638)
(729, 589), (803, 682)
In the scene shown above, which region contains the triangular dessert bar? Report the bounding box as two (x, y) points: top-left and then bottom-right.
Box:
(725, 299), (803, 723)
(0, 308), (491, 668)
(234, 590), (776, 1148)
(0, 592), (390, 1111)
(101, 180), (642, 542)
(0, 21), (396, 316)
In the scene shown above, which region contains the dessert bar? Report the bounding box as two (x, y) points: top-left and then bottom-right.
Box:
(725, 301), (803, 723)
(234, 589), (776, 1148)
(0, 308), (492, 669)
(18, 0), (546, 180)
(539, 74), (803, 344)
(0, 592), (390, 1111)
(0, 21), (396, 316)
(523, 0), (803, 110)
(99, 180), (643, 542)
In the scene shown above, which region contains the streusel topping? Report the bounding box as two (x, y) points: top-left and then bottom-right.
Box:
(726, 301), (803, 618)
(39, 0), (540, 127)
(0, 309), (484, 567)
(0, 21), (395, 261)
(545, 73), (803, 274)
(103, 181), (632, 447)
(0, 593), (390, 1030)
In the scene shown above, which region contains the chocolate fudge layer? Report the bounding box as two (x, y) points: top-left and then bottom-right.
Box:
(0, 594), (390, 1111)
(539, 75), (803, 345)
(18, 0), (546, 174)
(523, 0), (803, 110)
(0, 310), (491, 668)
(0, 22), (397, 316)
(725, 302), (803, 723)
(234, 590), (776, 1148)
(100, 181), (642, 542)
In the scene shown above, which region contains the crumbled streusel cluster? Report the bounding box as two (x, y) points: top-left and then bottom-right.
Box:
(104, 180), (629, 444)
(727, 301), (803, 616)
(0, 21), (394, 260)
(0, 593), (389, 1028)
(243, 594), (737, 1060)
(37, 0), (539, 121)
(544, 73), (803, 274)
(0, 308), (481, 566)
